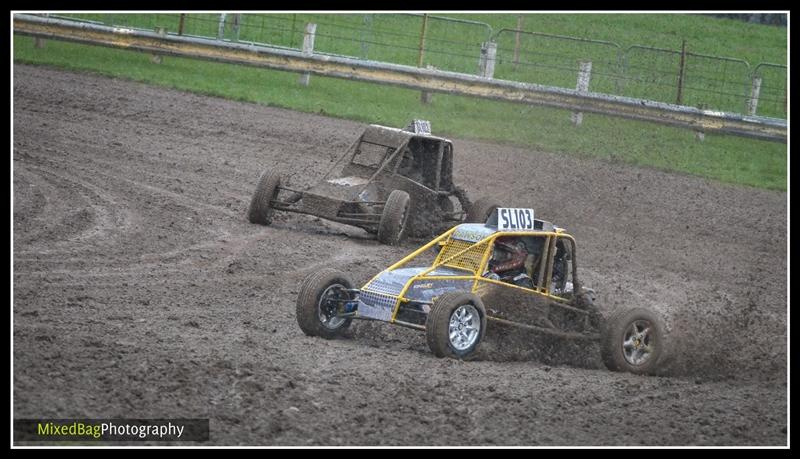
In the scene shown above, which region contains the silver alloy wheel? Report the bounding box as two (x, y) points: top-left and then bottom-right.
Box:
(448, 304), (481, 351)
(622, 319), (655, 366)
(318, 284), (347, 329)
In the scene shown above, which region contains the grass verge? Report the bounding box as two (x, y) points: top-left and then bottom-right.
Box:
(13, 35), (786, 191)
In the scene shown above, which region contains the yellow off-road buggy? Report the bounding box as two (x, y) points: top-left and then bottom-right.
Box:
(296, 208), (667, 375)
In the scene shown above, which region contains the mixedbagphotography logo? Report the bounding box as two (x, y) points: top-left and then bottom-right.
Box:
(14, 419), (209, 442)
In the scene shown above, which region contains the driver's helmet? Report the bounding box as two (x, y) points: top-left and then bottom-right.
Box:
(490, 237), (527, 274)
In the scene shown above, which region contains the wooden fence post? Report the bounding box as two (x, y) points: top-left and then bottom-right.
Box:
(417, 14), (430, 102)
(298, 23), (317, 86)
(421, 65), (435, 104)
(571, 61), (592, 126)
(747, 76), (762, 115)
(34, 13), (49, 48)
(217, 13), (227, 40)
(513, 15), (524, 70)
(150, 27), (166, 64)
(478, 41), (497, 78)
(417, 14), (429, 68)
(232, 14), (241, 43)
(676, 39), (687, 105)
(290, 14), (298, 48)
(695, 103), (708, 141)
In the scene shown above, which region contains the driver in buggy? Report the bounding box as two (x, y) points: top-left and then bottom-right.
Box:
(396, 147), (424, 183)
(485, 236), (544, 290)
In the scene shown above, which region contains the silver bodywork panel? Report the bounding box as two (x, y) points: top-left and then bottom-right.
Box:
(356, 266), (472, 321)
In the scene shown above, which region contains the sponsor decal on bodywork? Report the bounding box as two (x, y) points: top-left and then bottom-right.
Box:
(406, 277), (473, 303)
(451, 223), (496, 243)
(357, 266), (473, 321)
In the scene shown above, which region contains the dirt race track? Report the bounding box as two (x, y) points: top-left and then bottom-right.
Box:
(13, 65), (787, 446)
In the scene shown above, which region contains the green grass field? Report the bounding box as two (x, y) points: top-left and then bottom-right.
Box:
(13, 13), (787, 190)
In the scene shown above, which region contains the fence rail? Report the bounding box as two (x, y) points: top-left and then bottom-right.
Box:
(42, 13), (787, 119)
(13, 14), (786, 142)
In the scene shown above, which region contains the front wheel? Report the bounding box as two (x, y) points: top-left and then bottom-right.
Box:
(426, 292), (487, 359)
(248, 170), (281, 225)
(296, 269), (354, 339)
(600, 307), (665, 375)
(377, 190), (411, 245)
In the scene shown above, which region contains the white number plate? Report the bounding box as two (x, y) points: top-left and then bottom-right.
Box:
(497, 208), (535, 230)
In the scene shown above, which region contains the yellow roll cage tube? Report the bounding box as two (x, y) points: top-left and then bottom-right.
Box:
(359, 224), (578, 327)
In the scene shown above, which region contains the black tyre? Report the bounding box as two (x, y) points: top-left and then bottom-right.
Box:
(426, 292), (487, 359)
(437, 195), (455, 214)
(377, 190), (410, 245)
(296, 268), (354, 339)
(248, 170), (281, 225)
(600, 307), (665, 375)
(466, 196), (502, 224)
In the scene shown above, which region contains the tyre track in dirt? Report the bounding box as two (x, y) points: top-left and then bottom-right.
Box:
(13, 64), (786, 445)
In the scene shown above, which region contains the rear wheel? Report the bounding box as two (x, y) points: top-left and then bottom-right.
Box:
(600, 307), (665, 375)
(426, 292), (487, 359)
(248, 170), (281, 225)
(377, 190), (411, 245)
(437, 195), (455, 214)
(296, 269), (354, 339)
(466, 196), (502, 224)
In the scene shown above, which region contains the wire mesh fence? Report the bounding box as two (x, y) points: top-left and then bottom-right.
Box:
(291, 13), (492, 73)
(681, 53), (751, 114)
(620, 45), (683, 104)
(52, 13), (306, 46)
(415, 14), (492, 73)
(752, 63), (788, 119)
(45, 13), (786, 119)
(295, 14), (421, 64)
(493, 29), (623, 94)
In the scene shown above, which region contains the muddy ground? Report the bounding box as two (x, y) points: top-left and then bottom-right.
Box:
(12, 65), (787, 446)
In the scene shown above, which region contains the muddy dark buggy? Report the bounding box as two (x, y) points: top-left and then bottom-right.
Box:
(248, 120), (501, 245)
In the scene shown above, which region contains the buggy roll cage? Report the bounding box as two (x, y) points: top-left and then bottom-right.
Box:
(369, 222), (583, 303)
(320, 125), (454, 195)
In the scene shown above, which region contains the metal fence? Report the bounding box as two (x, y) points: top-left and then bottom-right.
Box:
(619, 46), (754, 115)
(15, 14), (785, 142)
(45, 13), (787, 119)
(682, 53), (752, 114)
(52, 13), (493, 74)
(752, 63), (788, 119)
(493, 29), (623, 94)
(620, 45), (682, 103)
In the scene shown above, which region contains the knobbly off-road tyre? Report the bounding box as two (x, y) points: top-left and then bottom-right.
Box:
(377, 190), (411, 245)
(248, 170), (281, 225)
(296, 268), (354, 339)
(466, 196), (502, 224)
(600, 307), (666, 375)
